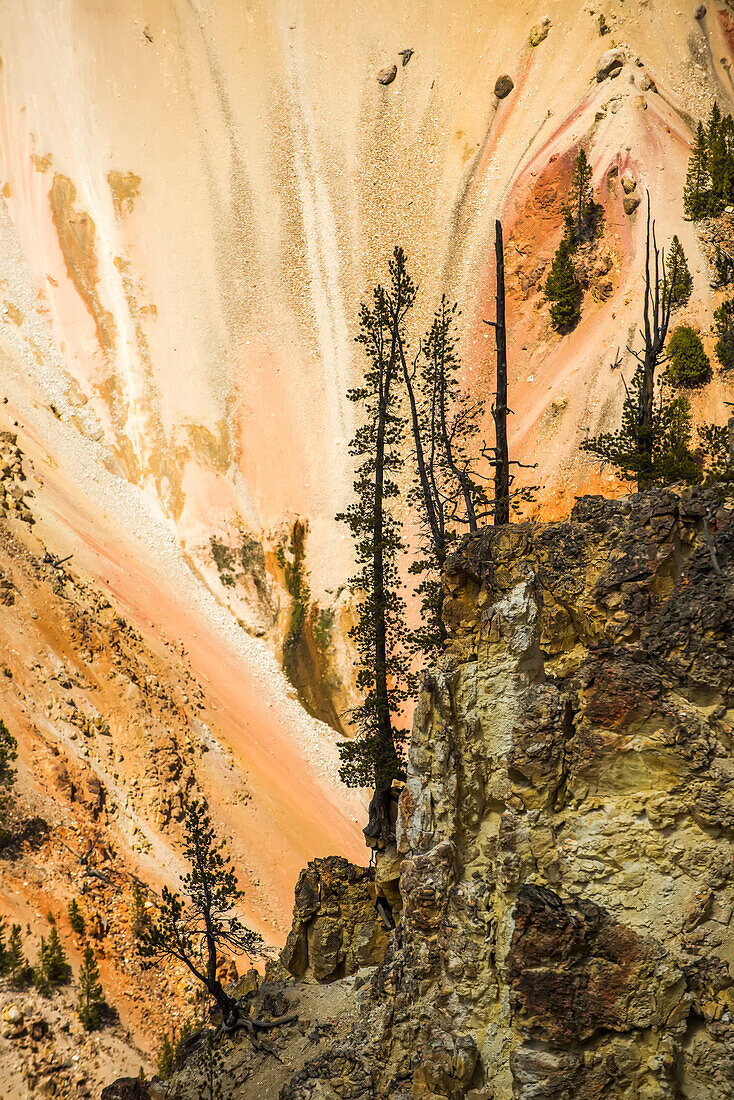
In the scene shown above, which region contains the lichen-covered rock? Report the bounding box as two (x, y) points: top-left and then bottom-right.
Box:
(283, 488), (734, 1099)
(529, 17), (551, 47)
(280, 856), (389, 982)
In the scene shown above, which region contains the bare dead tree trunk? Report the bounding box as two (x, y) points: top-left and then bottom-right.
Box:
(637, 196), (676, 491)
(493, 220), (510, 525)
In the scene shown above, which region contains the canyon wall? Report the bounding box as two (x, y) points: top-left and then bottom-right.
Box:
(278, 488), (734, 1099)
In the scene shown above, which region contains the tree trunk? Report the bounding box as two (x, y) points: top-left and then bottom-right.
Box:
(637, 198), (675, 491)
(493, 220), (510, 525)
(372, 346), (399, 791)
(363, 783), (396, 846)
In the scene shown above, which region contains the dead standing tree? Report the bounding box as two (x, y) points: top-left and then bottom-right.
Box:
(635, 196), (679, 490)
(484, 219), (535, 523)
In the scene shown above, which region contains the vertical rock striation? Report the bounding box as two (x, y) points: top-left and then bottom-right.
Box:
(284, 489), (734, 1099)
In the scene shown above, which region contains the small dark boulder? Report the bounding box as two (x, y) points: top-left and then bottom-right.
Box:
(495, 74), (515, 99)
(694, 4), (707, 19)
(101, 1079), (149, 1100)
(377, 64), (397, 86)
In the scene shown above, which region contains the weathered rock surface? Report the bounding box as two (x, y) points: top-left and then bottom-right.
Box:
(278, 489), (734, 1099)
(597, 48), (626, 81)
(528, 17), (551, 47)
(280, 857), (389, 982)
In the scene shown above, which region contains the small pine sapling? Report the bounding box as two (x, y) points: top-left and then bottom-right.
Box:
(666, 237), (693, 307)
(0, 718), (17, 837)
(77, 943), (106, 1031)
(6, 924), (30, 988)
(68, 898), (85, 936)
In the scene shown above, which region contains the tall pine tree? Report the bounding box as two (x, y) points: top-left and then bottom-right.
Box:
(568, 147), (595, 243)
(337, 249), (414, 843)
(403, 297), (488, 661)
(139, 797), (264, 1029)
(583, 201), (699, 489)
(683, 121), (710, 220)
(707, 102), (729, 214)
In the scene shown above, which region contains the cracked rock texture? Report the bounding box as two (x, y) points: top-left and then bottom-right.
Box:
(280, 857), (389, 982)
(282, 489), (734, 1099)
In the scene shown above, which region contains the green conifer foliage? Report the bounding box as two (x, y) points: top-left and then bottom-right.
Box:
(6, 924), (30, 988)
(665, 325), (712, 388)
(544, 237), (581, 331)
(68, 898), (85, 936)
(714, 245), (734, 287)
(43, 926), (71, 986)
(0, 718), (17, 832)
(568, 147), (595, 242)
(77, 943), (105, 1031)
(666, 236), (693, 307)
(700, 420), (734, 487)
(707, 102), (728, 213)
(581, 370), (701, 489)
(157, 1032), (177, 1079)
(336, 249), (414, 792)
(131, 884), (148, 942)
(714, 298), (734, 370)
(138, 798), (263, 1026)
(683, 122), (710, 220)
(405, 298), (488, 662)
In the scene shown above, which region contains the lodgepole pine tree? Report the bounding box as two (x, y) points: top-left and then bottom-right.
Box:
(67, 898), (85, 936)
(77, 943), (105, 1030)
(337, 249), (414, 843)
(484, 221), (538, 523)
(139, 797), (266, 1033)
(714, 298), (734, 370)
(402, 296), (488, 660)
(666, 236), (693, 307)
(7, 924), (29, 987)
(581, 371), (701, 487)
(43, 925), (71, 986)
(707, 102), (728, 214)
(666, 325), (711, 388)
(683, 121), (710, 220)
(491, 219), (511, 524)
(544, 236), (581, 331)
(568, 147), (595, 243)
(700, 418), (734, 486)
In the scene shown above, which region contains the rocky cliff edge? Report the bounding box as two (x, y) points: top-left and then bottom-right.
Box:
(163, 488), (734, 1100)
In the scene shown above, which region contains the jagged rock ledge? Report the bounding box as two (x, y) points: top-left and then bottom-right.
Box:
(162, 489), (734, 1099)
